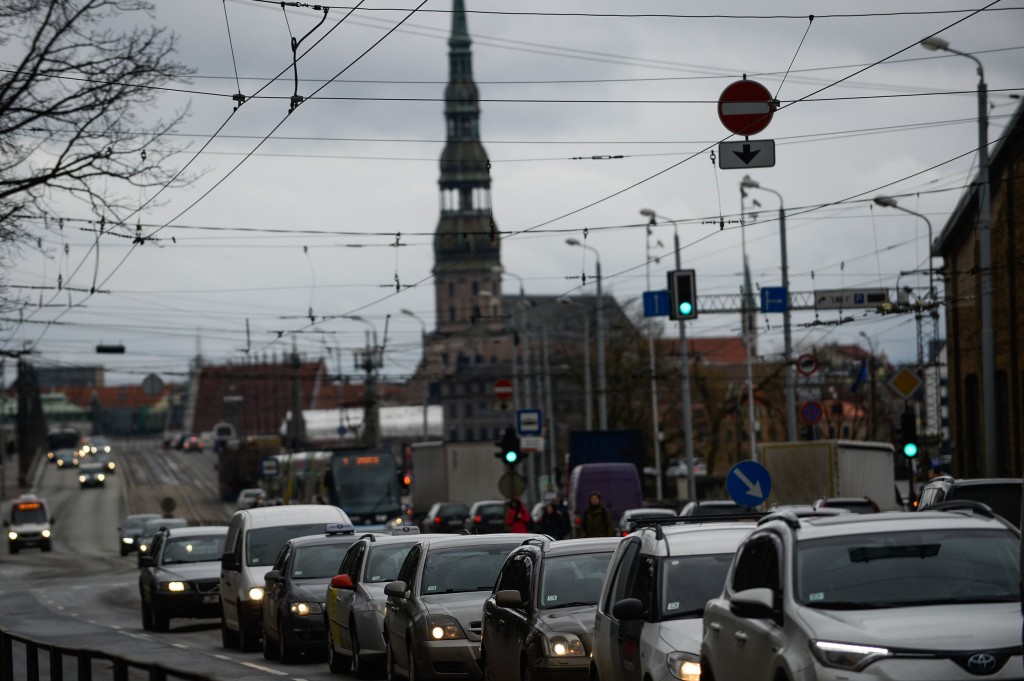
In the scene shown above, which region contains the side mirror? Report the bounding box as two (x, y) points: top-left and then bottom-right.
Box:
(265, 570), (283, 582)
(494, 590), (523, 608)
(612, 597), (644, 621)
(221, 554), (241, 572)
(139, 556), (156, 568)
(729, 588), (776, 620)
(384, 581), (408, 599)
(331, 574), (355, 590)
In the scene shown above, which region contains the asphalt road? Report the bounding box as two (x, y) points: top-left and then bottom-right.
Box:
(0, 441), (350, 681)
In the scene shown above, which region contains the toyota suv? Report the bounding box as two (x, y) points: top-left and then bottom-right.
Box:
(701, 502), (1023, 680)
(591, 519), (757, 681)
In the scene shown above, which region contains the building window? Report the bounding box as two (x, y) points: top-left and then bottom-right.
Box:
(448, 282), (455, 297)
(449, 306), (455, 322)
(465, 428), (475, 441)
(464, 403), (473, 417)
(449, 428), (458, 441)
(472, 281), (479, 295)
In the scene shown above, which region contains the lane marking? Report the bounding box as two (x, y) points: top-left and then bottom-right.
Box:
(240, 662), (289, 676)
(172, 643), (189, 649)
(213, 655), (233, 660)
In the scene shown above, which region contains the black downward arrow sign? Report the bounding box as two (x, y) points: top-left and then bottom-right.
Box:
(733, 143), (761, 165)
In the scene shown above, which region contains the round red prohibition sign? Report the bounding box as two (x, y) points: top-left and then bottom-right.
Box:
(796, 354), (819, 377)
(493, 379), (514, 402)
(718, 79), (776, 136)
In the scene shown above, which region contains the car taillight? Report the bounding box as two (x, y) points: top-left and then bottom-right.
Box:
(622, 531), (628, 537)
(575, 516), (581, 525)
(434, 516), (441, 525)
(474, 515), (482, 523)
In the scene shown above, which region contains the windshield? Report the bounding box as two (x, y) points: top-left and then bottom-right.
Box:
(659, 553), (735, 619)
(291, 542), (354, 579)
(162, 535), (226, 564)
(11, 503), (47, 524)
(366, 544), (415, 583)
(796, 528), (1021, 609)
(330, 453), (401, 515)
(245, 523), (328, 567)
(421, 544), (517, 595)
(539, 553), (613, 609)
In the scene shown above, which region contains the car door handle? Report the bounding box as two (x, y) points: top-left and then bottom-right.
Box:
(708, 622), (722, 633)
(734, 631), (747, 643)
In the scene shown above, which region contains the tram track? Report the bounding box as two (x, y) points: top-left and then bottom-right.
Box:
(119, 439), (232, 524)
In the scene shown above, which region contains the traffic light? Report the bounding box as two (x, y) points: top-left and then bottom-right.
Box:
(668, 270), (698, 320)
(900, 409), (918, 458)
(495, 426), (523, 466)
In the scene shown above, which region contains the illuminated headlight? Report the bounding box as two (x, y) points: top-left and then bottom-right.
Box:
(97, 474), (105, 482)
(90, 446), (97, 454)
(47, 452), (55, 460)
(248, 587), (265, 601)
(122, 537), (134, 544)
(812, 641), (891, 671)
(427, 615), (466, 640)
(79, 475), (87, 483)
(104, 446), (111, 453)
(56, 460), (64, 467)
(7, 531), (17, 541)
(41, 530), (51, 538)
(546, 634), (586, 657)
(107, 462), (116, 471)
(289, 601), (323, 616)
(667, 652), (701, 680)
(139, 544), (149, 553)
(162, 581), (189, 592)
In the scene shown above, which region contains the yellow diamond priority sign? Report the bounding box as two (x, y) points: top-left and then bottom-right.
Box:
(889, 368), (922, 400)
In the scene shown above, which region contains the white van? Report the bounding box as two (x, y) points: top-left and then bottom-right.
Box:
(219, 504), (350, 651)
(4, 494), (53, 554)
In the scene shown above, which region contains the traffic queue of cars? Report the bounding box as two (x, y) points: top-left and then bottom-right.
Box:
(109, 492), (1024, 681)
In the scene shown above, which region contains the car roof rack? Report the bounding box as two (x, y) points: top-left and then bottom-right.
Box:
(631, 513), (766, 540)
(519, 536), (551, 550)
(358, 532), (378, 542)
(757, 510), (802, 529)
(926, 500), (995, 518)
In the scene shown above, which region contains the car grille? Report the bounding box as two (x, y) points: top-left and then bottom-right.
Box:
(194, 581), (219, 595)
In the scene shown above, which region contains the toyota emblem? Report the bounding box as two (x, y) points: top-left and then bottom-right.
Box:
(966, 653), (998, 674)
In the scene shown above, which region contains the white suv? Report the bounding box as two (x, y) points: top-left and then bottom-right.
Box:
(701, 502), (1023, 680)
(591, 520), (757, 681)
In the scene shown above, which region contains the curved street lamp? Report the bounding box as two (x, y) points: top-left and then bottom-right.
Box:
(565, 238), (608, 430)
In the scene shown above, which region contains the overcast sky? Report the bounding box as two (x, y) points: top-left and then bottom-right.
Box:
(4, 0), (1023, 388)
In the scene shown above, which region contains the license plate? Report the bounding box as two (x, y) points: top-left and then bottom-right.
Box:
(448, 519), (463, 526)
(203, 594), (220, 604)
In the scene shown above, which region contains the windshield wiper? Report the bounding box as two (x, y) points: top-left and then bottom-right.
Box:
(662, 608), (703, 619)
(545, 601), (594, 609)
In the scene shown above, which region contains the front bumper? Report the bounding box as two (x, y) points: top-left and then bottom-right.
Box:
(414, 638), (483, 679)
(153, 591), (221, 620)
(530, 655), (590, 681)
(9, 534), (49, 549)
(283, 607), (328, 650)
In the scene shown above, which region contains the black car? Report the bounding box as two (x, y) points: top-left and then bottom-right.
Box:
(138, 525), (229, 631)
(423, 502), (471, 533)
(811, 496), (880, 514)
(137, 517), (188, 566)
(261, 524), (367, 662)
(481, 537), (619, 681)
(118, 513), (162, 555)
(916, 476), (1022, 528)
(466, 500), (507, 534)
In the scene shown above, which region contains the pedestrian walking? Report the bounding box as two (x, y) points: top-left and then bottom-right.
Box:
(580, 492), (614, 537)
(538, 501), (569, 539)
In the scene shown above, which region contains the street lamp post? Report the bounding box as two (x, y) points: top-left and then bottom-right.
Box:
(859, 331), (877, 440)
(344, 315), (382, 449)
(639, 209), (697, 502)
(640, 212), (665, 500)
(920, 35), (996, 476)
(566, 239), (608, 430)
(400, 308), (430, 440)
(739, 176), (797, 441)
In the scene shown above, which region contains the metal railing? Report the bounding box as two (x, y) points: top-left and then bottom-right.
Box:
(0, 625), (215, 681)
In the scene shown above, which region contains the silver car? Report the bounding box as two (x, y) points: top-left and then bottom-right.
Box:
(591, 521), (756, 681)
(327, 531), (423, 676)
(383, 534), (535, 681)
(701, 503), (1023, 680)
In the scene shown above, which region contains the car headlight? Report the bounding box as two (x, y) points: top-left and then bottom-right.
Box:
(47, 452), (55, 460)
(41, 530), (51, 539)
(97, 474), (105, 482)
(289, 601), (324, 616)
(248, 587), (265, 601)
(138, 544), (149, 553)
(667, 652), (701, 681)
(104, 446), (111, 453)
(427, 615), (466, 640)
(78, 475), (86, 483)
(546, 634), (586, 657)
(161, 581), (190, 592)
(107, 462), (116, 471)
(811, 641), (890, 671)
(122, 537), (134, 544)
(7, 531), (17, 541)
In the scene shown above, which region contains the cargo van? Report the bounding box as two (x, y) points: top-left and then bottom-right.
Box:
(4, 495), (53, 554)
(219, 504), (350, 651)
(569, 463), (643, 535)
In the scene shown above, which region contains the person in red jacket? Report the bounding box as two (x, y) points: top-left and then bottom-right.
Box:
(505, 496), (531, 533)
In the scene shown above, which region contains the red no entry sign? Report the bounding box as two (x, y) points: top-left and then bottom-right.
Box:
(493, 379), (514, 401)
(718, 79), (776, 136)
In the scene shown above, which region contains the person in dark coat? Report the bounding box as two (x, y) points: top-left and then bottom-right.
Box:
(538, 501), (569, 539)
(580, 492), (614, 538)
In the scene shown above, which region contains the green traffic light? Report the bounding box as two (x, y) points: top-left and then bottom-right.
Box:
(679, 301), (694, 316)
(903, 442), (918, 458)
(504, 451), (519, 464)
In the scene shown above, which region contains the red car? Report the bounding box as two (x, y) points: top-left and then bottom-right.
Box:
(182, 435), (204, 452)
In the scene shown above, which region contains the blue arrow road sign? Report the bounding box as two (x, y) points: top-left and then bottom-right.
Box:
(643, 290), (671, 317)
(726, 460), (772, 507)
(760, 286), (788, 313)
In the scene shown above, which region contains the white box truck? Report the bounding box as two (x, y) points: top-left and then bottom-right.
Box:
(758, 440), (901, 510)
(410, 441), (510, 513)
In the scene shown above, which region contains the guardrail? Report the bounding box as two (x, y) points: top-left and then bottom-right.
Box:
(0, 625), (214, 681)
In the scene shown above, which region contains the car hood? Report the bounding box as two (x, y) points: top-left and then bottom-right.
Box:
(796, 601), (1022, 651)
(423, 592), (489, 639)
(156, 562), (221, 581)
(654, 618), (703, 656)
(10, 522), (49, 533)
(537, 605), (598, 649)
(293, 578), (332, 603)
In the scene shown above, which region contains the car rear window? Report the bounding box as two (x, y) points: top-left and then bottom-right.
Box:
(948, 485), (1021, 528)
